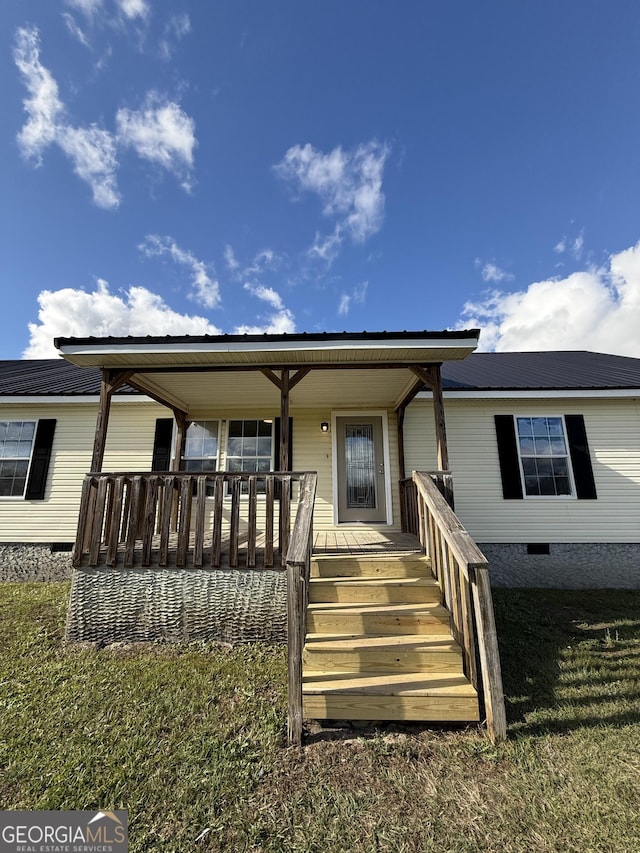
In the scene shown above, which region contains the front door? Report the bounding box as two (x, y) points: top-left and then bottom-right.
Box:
(336, 416), (387, 523)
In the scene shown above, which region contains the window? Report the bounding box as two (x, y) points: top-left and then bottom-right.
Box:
(516, 416), (572, 496)
(226, 419), (273, 475)
(495, 414), (597, 501)
(0, 421), (36, 497)
(181, 421), (219, 471)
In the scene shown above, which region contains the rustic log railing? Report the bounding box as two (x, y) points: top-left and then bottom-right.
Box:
(407, 471), (507, 742)
(72, 471), (311, 570)
(285, 471), (317, 746)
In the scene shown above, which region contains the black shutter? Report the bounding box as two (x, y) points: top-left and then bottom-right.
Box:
(494, 415), (523, 499)
(565, 414), (597, 499)
(273, 417), (294, 471)
(151, 418), (174, 471)
(25, 419), (56, 500)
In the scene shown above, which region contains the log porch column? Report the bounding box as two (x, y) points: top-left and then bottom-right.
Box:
(91, 369), (134, 472)
(260, 367), (311, 470)
(407, 364), (449, 472)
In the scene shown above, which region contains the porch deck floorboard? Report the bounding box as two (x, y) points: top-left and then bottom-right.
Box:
(75, 530), (421, 571)
(313, 530), (421, 556)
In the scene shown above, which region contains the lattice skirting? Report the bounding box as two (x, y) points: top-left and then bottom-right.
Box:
(66, 567), (287, 644)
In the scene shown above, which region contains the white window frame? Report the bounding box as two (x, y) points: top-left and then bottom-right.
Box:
(514, 414), (576, 499)
(0, 419), (37, 500)
(224, 418), (275, 495)
(179, 420), (220, 473)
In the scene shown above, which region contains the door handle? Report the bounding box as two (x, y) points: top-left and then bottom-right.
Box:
(378, 462), (384, 474)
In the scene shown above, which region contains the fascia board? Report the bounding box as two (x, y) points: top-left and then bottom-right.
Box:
(417, 389), (640, 400)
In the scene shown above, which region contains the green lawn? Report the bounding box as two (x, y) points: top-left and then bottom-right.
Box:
(1, 582), (639, 852)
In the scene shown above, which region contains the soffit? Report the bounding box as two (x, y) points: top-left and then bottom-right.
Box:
(131, 368), (417, 413)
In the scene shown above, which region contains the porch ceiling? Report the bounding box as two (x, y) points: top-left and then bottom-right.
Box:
(129, 367), (419, 413)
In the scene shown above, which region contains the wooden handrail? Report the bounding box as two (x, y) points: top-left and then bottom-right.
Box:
(285, 472), (318, 746)
(412, 471), (507, 741)
(72, 471), (311, 571)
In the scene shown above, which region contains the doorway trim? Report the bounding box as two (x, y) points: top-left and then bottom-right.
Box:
(330, 409), (393, 525)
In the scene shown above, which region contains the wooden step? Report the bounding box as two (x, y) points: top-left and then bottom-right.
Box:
(303, 634), (463, 673)
(303, 671), (479, 721)
(303, 550), (479, 726)
(307, 602), (451, 636)
(311, 554), (431, 579)
(309, 576), (441, 605)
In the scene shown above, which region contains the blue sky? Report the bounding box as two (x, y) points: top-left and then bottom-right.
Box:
(2, 0), (640, 359)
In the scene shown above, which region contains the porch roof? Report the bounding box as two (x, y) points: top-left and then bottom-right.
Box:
(55, 329), (479, 368)
(54, 329), (479, 412)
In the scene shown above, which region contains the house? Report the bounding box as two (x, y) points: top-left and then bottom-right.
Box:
(1, 336), (638, 586)
(1, 331), (639, 740)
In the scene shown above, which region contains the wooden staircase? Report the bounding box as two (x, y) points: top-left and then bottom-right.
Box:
(302, 554), (480, 724)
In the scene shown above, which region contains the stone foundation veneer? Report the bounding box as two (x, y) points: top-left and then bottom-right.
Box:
(0, 544), (73, 582)
(480, 543), (640, 589)
(66, 567), (287, 644)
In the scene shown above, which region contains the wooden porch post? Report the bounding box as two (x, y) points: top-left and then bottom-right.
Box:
(91, 369), (134, 472)
(172, 409), (188, 471)
(280, 369), (290, 472)
(428, 364), (449, 472)
(397, 407), (406, 481)
(408, 365), (449, 472)
(260, 367), (310, 472)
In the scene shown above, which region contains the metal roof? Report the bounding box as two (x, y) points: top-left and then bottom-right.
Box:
(440, 351), (640, 391)
(1, 350), (639, 397)
(0, 359), (136, 396)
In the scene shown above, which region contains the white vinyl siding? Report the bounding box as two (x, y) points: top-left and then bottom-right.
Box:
(196, 407), (401, 531)
(404, 396), (640, 544)
(8, 392), (637, 547)
(0, 401), (164, 542)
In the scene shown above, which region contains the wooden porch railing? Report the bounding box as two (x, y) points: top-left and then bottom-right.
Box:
(72, 471), (311, 570)
(402, 471), (507, 741)
(285, 471), (317, 746)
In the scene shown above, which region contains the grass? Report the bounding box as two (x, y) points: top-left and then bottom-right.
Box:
(1, 582), (639, 852)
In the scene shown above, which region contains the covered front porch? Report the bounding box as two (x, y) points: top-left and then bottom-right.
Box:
(57, 330), (506, 742)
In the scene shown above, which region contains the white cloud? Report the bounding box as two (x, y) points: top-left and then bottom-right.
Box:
(244, 249), (279, 276)
(337, 281), (368, 316)
(14, 26), (120, 208)
(236, 283), (295, 334)
(226, 247), (283, 280)
(243, 282), (284, 310)
(57, 124), (120, 208)
(338, 294), (350, 316)
(553, 230), (584, 259)
(24, 280), (220, 358)
(480, 262), (514, 284)
(116, 0), (149, 20)
(66, 0), (103, 17)
(458, 241), (640, 357)
(572, 231), (585, 259)
(224, 245), (240, 272)
(160, 13), (191, 59)
(67, 0), (148, 21)
(62, 13), (91, 47)
(139, 235), (220, 309)
(14, 27), (65, 163)
(308, 226), (343, 266)
(274, 140), (390, 244)
(116, 92), (196, 189)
